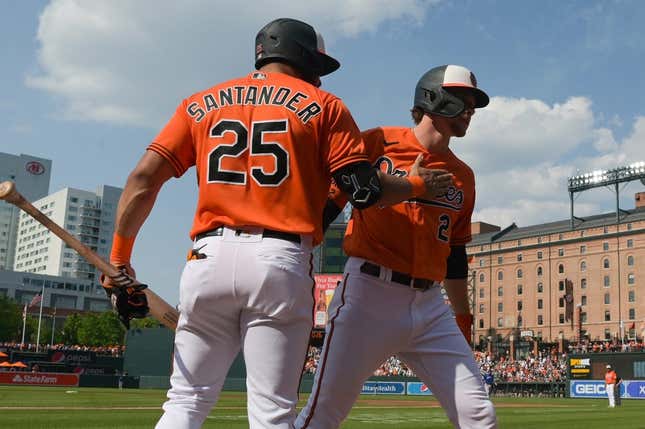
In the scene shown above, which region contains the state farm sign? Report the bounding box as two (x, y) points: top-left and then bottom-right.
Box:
(0, 371), (79, 386)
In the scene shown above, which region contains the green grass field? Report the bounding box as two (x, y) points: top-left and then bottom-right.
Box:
(0, 386), (643, 428)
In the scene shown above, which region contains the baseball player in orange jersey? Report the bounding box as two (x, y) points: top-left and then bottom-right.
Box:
(101, 18), (452, 429)
(295, 65), (497, 429)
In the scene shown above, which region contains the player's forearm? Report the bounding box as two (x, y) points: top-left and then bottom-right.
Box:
(376, 172), (416, 206)
(444, 278), (471, 314)
(114, 151), (175, 238)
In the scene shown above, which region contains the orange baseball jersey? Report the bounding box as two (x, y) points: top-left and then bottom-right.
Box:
(605, 370), (617, 384)
(148, 71), (368, 244)
(339, 126), (475, 280)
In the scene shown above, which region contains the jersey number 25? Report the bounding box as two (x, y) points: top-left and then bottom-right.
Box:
(207, 119), (290, 186)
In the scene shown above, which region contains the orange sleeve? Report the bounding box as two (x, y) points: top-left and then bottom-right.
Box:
(147, 100), (196, 177)
(322, 98), (369, 173)
(451, 169), (475, 245)
(360, 128), (386, 162)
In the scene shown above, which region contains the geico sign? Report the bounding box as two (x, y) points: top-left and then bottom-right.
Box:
(574, 384), (606, 395)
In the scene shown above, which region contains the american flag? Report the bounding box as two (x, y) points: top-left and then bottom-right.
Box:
(28, 294), (42, 308)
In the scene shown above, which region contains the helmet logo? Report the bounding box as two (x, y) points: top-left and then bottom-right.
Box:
(423, 89), (436, 102)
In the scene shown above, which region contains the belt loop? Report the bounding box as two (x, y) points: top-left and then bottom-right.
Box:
(380, 266), (391, 282)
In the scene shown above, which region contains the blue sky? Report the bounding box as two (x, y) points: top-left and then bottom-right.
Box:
(2, 0), (644, 305)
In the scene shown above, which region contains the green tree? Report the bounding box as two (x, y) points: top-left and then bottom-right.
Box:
(61, 313), (81, 344)
(96, 311), (126, 345)
(77, 312), (125, 346)
(0, 295), (22, 342)
(24, 315), (52, 345)
(130, 317), (162, 329)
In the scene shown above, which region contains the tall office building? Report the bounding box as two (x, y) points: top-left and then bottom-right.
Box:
(13, 185), (122, 282)
(0, 152), (52, 270)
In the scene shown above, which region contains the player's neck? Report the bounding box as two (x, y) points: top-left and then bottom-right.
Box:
(259, 63), (300, 77)
(258, 63), (320, 86)
(412, 121), (451, 153)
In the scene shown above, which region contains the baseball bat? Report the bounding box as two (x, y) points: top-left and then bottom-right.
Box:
(0, 181), (179, 331)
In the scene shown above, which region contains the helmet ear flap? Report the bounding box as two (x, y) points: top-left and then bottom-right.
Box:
(417, 86), (465, 118)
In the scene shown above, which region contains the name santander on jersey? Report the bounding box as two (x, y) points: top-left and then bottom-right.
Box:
(185, 72), (322, 125)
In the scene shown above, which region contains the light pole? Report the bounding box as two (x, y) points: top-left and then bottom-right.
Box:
(50, 307), (57, 346)
(469, 269), (477, 346)
(576, 303), (583, 344)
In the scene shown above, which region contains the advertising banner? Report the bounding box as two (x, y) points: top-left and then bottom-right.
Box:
(407, 382), (433, 396)
(361, 381), (405, 395)
(0, 371), (79, 387)
(625, 381), (645, 399)
(48, 350), (97, 365)
(313, 274), (343, 327)
(569, 357), (591, 379)
(569, 380), (608, 398)
(568, 380), (645, 399)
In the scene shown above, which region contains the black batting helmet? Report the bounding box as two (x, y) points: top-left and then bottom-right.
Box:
(414, 65), (489, 118)
(255, 18), (340, 79)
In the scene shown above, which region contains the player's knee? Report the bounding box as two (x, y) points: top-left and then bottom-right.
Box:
(469, 398), (497, 428)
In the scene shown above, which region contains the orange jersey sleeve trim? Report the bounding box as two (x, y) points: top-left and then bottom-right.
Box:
(147, 143), (185, 178)
(329, 153), (370, 173)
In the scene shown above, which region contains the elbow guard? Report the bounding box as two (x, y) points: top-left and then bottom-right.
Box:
(446, 245), (468, 279)
(331, 162), (382, 209)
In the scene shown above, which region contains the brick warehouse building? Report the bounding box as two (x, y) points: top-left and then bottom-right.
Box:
(468, 192), (645, 346)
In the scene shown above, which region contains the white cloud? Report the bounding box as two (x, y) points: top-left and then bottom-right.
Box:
(459, 96), (595, 175)
(27, 0), (437, 127)
(460, 97), (645, 229)
(591, 128), (618, 153)
(620, 116), (645, 160)
(24, 0), (645, 236)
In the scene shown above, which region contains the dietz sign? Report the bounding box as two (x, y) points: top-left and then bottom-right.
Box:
(0, 371), (79, 386)
(25, 161), (46, 175)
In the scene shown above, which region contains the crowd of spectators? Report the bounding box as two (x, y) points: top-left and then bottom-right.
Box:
(0, 342), (124, 357)
(303, 346), (417, 377)
(474, 349), (568, 383)
(302, 345), (569, 381)
(567, 339), (644, 353)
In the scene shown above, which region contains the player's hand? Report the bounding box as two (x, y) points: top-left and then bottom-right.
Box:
(456, 313), (474, 345)
(410, 155), (453, 199)
(100, 264), (149, 329)
(101, 263), (136, 289)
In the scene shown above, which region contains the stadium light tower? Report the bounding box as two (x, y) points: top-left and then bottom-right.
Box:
(567, 161), (645, 229)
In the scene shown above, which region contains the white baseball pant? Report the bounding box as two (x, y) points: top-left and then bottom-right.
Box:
(607, 383), (615, 407)
(156, 226), (314, 429)
(295, 256), (497, 429)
